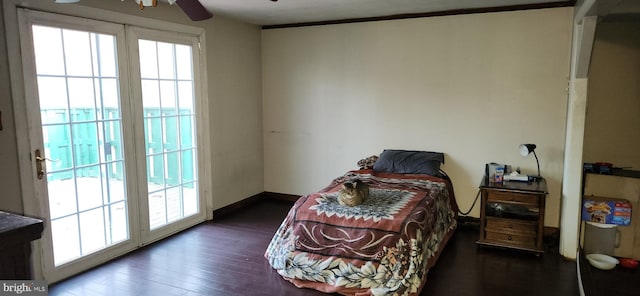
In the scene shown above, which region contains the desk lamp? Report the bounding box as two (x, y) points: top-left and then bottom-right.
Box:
(519, 144), (541, 181)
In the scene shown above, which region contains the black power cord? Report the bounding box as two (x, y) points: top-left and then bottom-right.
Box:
(438, 169), (481, 216)
(458, 189), (481, 216)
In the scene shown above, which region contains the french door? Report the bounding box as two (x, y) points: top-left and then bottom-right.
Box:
(17, 9), (207, 283)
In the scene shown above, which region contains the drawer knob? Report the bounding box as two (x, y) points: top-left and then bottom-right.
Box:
(508, 224), (513, 228)
(508, 235), (513, 240)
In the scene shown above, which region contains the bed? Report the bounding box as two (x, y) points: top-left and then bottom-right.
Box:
(265, 150), (458, 296)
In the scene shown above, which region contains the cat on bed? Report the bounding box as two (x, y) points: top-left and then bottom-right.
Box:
(339, 179), (369, 206)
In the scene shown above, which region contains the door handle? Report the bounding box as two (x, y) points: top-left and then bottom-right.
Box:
(34, 149), (58, 180)
(34, 149), (46, 180)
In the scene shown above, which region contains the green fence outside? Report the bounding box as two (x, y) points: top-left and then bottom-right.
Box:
(43, 107), (194, 187)
(142, 107), (195, 187)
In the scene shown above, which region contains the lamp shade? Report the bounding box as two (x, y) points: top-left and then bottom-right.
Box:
(519, 144), (537, 157)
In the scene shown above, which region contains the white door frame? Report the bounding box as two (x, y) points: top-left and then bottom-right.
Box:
(127, 25), (208, 245)
(3, 0), (211, 283)
(17, 9), (142, 283)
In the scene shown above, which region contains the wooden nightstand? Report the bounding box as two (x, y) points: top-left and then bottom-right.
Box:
(477, 176), (548, 253)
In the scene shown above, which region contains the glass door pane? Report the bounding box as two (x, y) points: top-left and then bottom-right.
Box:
(138, 39), (199, 230)
(32, 25), (129, 266)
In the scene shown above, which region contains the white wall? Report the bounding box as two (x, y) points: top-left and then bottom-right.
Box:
(207, 17), (264, 209)
(0, 2), (23, 214)
(584, 20), (640, 169)
(262, 8), (574, 226)
(0, 0), (263, 214)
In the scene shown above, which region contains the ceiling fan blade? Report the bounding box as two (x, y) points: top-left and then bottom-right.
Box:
(175, 0), (212, 21)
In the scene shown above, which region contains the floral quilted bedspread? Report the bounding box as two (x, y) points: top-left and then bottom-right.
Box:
(265, 170), (458, 296)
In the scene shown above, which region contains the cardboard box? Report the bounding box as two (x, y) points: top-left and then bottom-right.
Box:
(582, 196), (632, 225)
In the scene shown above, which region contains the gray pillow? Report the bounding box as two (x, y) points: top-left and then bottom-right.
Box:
(373, 149), (444, 176)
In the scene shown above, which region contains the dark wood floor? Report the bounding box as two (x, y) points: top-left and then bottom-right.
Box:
(49, 199), (578, 296)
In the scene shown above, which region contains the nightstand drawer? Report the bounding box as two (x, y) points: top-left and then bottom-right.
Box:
(485, 230), (536, 247)
(486, 217), (537, 235)
(488, 191), (539, 206)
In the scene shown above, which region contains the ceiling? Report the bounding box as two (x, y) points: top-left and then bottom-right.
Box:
(193, 0), (572, 26)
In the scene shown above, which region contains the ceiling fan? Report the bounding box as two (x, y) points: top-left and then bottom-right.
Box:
(54, 0), (213, 21)
(149, 0), (212, 21)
